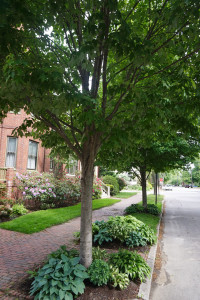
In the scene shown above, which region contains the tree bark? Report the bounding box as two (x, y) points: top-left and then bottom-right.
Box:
(80, 155), (94, 267)
(79, 134), (100, 267)
(140, 167), (147, 208)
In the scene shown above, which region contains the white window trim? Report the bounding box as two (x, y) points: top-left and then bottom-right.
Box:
(27, 140), (38, 170)
(5, 137), (18, 168)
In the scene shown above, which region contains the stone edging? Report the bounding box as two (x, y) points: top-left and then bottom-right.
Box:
(133, 198), (164, 300)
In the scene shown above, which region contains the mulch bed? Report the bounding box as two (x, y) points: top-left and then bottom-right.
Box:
(2, 242), (150, 300)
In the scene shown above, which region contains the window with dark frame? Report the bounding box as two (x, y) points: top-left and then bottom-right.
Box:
(27, 140), (38, 170)
(5, 137), (17, 168)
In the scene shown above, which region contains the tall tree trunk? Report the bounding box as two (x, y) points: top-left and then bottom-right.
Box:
(79, 133), (100, 267)
(140, 167), (147, 208)
(80, 154), (94, 268)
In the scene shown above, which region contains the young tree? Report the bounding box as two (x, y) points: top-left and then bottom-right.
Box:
(1, 0), (200, 266)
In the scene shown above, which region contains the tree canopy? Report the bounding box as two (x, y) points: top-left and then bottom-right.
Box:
(0, 0), (200, 266)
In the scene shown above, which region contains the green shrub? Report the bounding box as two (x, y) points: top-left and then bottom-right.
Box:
(93, 228), (113, 245)
(124, 204), (145, 214)
(11, 204), (28, 217)
(48, 245), (79, 260)
(106, 215), (144, 242)
(102, 176), (119, 195)
(109, 249), (151, 282)
(125, 231), (147, 247)
(88, 259), (110, 286)
(146, 204), (160, 215)
(117, 177), (127, 191)
(139, 224), (156, 245)
(30, 255), (88, 299)
(92, 215), (156, 246)
(109, 265), (130, 290)
(92, 247), (108, 260)
(124, 203), (160, 216)
(0, 204), (12, 217)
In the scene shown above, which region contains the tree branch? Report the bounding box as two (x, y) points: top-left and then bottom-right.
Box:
(39, 113), (82, 158)
(136, 46), (200, 83)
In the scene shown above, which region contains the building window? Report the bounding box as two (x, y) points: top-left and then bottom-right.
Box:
(50, 157), (54, 170)
(27, 141), (38, 170)
(66, 158), (78, 175)
(6, 137), (17, 168)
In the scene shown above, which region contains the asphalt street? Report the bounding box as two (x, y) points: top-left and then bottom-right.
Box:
(150, 187), (200, 300)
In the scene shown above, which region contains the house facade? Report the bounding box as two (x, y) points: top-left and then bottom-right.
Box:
(0, 110), (99, 198)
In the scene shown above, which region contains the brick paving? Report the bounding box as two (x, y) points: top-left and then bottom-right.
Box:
(0, 193), (142, 299)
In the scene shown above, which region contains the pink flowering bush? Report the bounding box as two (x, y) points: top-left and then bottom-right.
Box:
(16, 172), (56, 209)
(92, 177), (102, 200)
(15, 172), (103, 210)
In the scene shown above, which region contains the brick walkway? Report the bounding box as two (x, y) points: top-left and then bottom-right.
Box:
(0, 193), (142, 299)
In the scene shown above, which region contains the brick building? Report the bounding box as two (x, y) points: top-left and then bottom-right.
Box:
(0, 110), (99, 198)
(0, 110), (53, 197)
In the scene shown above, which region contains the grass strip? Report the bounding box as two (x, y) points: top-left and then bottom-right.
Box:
(115, 192), (137, 198)
(0, 198), (120, 234)
(128, 194), (164, 233)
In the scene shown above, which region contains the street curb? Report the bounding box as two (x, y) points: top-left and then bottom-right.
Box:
(133, 199), (164, 300)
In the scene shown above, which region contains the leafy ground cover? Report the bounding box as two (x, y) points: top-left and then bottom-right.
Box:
(126, 194), (163, 232)
(115, 192), (137, 198)
(0, 198), (120, 234)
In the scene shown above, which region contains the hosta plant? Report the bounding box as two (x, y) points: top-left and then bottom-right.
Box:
(48, 245), (79, 260)
(125, 231), (148, 247)
(93, 228), (113, 245)
(30, 255), (88, 299)
(92, 246), (108, 260)
(88, 259), (110, 286)
(109, 249), (151, 282)
(139, 224), (156, 245)
(106, 215), (144, 242)
(109, 265), (130, 290)
(124, 203), (160, 216)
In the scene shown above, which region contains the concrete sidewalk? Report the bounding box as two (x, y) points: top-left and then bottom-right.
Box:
(0, 193), (142, 299)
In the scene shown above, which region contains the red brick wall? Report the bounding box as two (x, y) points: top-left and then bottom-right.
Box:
(0, 110), (51, 173)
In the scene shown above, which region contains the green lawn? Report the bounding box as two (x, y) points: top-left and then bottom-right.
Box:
(128, 194), (164, 232)
(0, 198), (120, 234)
(115, 192), (137, 198)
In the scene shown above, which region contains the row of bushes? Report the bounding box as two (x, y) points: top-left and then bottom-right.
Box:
(125, 203), (160, 216)
(15, 172), (103, 210)
(30, 245), (151, 299)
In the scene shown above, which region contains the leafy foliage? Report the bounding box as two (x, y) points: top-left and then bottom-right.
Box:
(48, 245), (79, 260)
(117, 177), (127, 191)
(125, 204), (160, 216)
(109, 265), (130, 290)
(102, 176), (119, 196)
(125, 231), (148, 247)
(139, 224), (157, 245)
(2, 0), (200, 267)
(92, 247), (108, 260)
(92, 215), (156, 246)
(0, 204), (12, 217)
(109, 249), (151, 282)
(11, 204), (28, 217)
(93, 228), (113, 245)
(146, 204), (160, 216)
(88, 259), (110, 286)
(30, 255), (88, 299)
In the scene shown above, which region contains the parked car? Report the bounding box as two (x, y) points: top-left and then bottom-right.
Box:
(185, 184), (193, 188)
